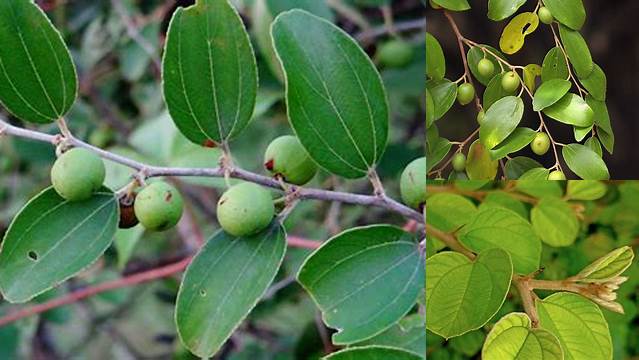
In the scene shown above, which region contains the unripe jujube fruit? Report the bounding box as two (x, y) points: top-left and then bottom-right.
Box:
(548, 170), (566, 180)
(264, 135), (318, 185)
(477, 58), (495, 78)
(452, 153), (466, 172)
(217, 182), (274, 237)
(538, 7), (554, 24)
(51, 148), (105, 201)
(457, 83), (475, 106)
(477, 110), (485, 124)
(531, 132), (551, 155)
(134, 182), (183, 231)
(376, 39), (414, 68)
(501, 71), (520, 93)
(400, 157), (426, 210)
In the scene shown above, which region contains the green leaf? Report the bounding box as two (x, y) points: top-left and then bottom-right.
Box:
(467, 45), (506, 86)
(523, 64), (542, 92)
(426, 193), (477, 232)
(531, 197), (579, 247)
(489, 127), (537, 160)
(585, 137), (602, 157)
(586, 96), (614, 154)
(163, 0), (258, 145)
(532, 79), (572, 111)
(0, 187), (118, 303)
(499, 12), (539, 55)
(431, 0), (470, 11)
(426, 137), (452, 172)
(426, 249), (513, 338)
(520, 168), (550, 180)
(482, 313), (563, 360)
(487, 0), (527, 21)
(573, 124), (592, 142)
(515, 180), (563, 198)
(543, 93), (593, 127)
(0, 0), (78, 123)
(537, 292), (613, 360)
(558, 25), (593, 78)
(576, 246), (635, 282)
(426, 33), (445, 80)
(272, 10), (388, 179)
(504, 157), (543, 179)
(466, 140), (498, 180)
(297, 225), (424, 344)
(562, 143), (610, 180)
(543, 0), (586, 30)
(541, 47), (569, 82)
(480, 96), (524, 149)
(579, 63), (606, 101)
(566, 180), (607, 200)
(323, 346), (422, 360)
(357, 315), (426, 357)
(425, 88), (435, 128)
(483, 73), (511, 110)
(175, 223), (286, 357)
(426, 79), (457, 120)
(459, 207), (541, 274)
(481, 191), (528, 219)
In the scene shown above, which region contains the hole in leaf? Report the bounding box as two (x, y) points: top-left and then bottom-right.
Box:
(28, 251), (38, 261)
(200, 289), (207, 297)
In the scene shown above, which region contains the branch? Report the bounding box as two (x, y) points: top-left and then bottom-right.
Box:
(355, 18), (426, 42)
(0, 117), (423, 223)
(0, 236), (322, 327)
(110, 0), (161, 72)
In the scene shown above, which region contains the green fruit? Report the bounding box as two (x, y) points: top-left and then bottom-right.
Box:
(264, 135), (318, 185)
(548, 170), (566, 180)
(377, 39), (414, 68)
(134, 182), (184, 231)
(457, 83), (475, 106)
(217, 182), (274, 237)
(531, 132), (551, 155)
(477, 58), (495, 78)
(89, 127), (115, 148)
(452, 153), (466, 172)
(538, 7), (554, 24)
(400, 157), (426, 209)
(501, 71), (520, 93)
(51, 148), (105, 201)
(477, 110), (486, 124)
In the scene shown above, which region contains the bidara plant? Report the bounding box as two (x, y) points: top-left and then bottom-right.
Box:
(425, 180), (638, 359)
(0, 0), (425, 358)
(426, 0), (614, 180)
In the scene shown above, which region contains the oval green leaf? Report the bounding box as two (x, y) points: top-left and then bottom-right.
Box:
(483, 73), (511, 110)
(466, 140), (498, 180)
(431, 0), (470, 11)
(175, 223), (287, 357)
(543, 93), (593, 127)
(297, 225), (424, 345)
(460, 207), (542, 274)
(163, 0), (258, 145)
(487, 0), (527, 21)
(483, 312), (563, 360)
(531, 197), (579, 247)
(499, 12), (539, 55)
(426, 33), (446, 80)
(533, 79), (572, 111)
(537, 292), (613, 360)
(0, 0), (78, 124)
(541, 47), (569, 82)
(576, 246), (635, 282)
(562, 143), (610, 180)
(426, 79), (457, 120)
(0, 187), (118, 303)
(426, 249), (513, 339)
(272, 10), (389, 179)
(489, 127), (537, 160)
(480, 96), (524, 149)
(426, 193), (478, 233)
(579, 63), (606, 101)
(543, 0), (586, 30)
(558, 25), (593, 78)
(323, 346), (422, 360)
(566, 180), (607, 200)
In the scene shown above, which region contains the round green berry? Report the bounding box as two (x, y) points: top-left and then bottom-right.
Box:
(134, 182), (184, 231)
(400, 157), (426, 209)
(501, 71), (520, 93)
(51, 148), (105, 201)
(264, 135), (318, 185)
(217, 182), (274, 237)
(538, 7), (554, 24)
(477, 58), (495, 78)
(477, 110), (486, 124)
(531, 132), (551, 155)
(452, 153), (466, 172)
(548, 170), (566, 180)
(376, 39), (414, 68)
(457, 83), (475, 106)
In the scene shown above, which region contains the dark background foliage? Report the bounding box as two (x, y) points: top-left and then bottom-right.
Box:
(426, 0), (639, 179)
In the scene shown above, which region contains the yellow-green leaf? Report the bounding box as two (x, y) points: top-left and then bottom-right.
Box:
(499, 12), (539, 55)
